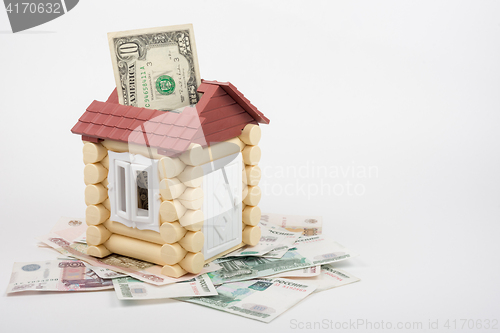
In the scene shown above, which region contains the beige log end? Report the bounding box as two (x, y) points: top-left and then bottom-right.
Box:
(179, 143), (205, 166)
(242, 145), (261, 165)
(242, 203), (247, 210)
(178, 231), (204, 253)
(86, 225), (112, 246)
(85, 184), (108, 205)
(84, 163), (108, 184)
(161, 264), (187, 278)
(177, 165), (203, 187)
(159, 199), (187, 222)
(87, 245), (111, 258)
(179, 252), (205, 274)
(179, 210), (204, 231)
(243, 186), (261, 206)
(245, 165), (261, 186)
(104, 234), (165, 266)
(158, 156), (186, 179)
(100, 154), (109, 169)
(101, 178), (109, 188)
(83, 142), (107, 164)
(242, 225), (261, 246)
(239, 124), (261, 145)
(85, 204), (110, 225)
(103, 220), (165, 245)
(159, 178), (186, 201)
(242, 205), (261, 226)
(160, 243), (188, 265)
(160, 221), (187, 244)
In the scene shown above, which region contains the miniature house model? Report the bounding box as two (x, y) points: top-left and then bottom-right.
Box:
(71, 80), (269, 278)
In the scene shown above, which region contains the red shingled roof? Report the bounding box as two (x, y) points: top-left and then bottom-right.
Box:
(71, 80), (269, 156)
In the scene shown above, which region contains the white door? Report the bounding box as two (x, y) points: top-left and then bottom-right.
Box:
(201, 153), (242, 259)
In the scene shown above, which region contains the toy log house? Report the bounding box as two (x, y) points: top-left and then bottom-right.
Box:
(71, 80), (269, 278)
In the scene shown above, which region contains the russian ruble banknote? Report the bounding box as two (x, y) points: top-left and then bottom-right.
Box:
(261, 213), (323, 236)
(286, 265), (360, 293)
(7, 260), (113, 293)
(177, 278), (317, 323)
(113, 273), (217, 300)
(82, 262), (128, 279)
(267, 265), (321, 278)
(38, 217), (221, 286)
(108, 24), (201, 111)
(208, 235), (356, 285)
(223, 223), (302, 259)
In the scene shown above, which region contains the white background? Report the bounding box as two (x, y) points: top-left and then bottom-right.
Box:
(1, 1), (499, 332)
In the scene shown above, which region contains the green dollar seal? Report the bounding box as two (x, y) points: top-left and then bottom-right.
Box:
(155, 75), (176, 95)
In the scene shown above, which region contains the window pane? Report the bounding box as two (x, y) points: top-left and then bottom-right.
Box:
(136, 170), (149, 211)
(118, 166), (127, 213)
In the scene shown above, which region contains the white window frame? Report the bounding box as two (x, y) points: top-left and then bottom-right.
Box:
(107, 151), (161, 232)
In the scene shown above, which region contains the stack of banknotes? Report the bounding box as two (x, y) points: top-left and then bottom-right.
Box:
(8, 215), (359, 323)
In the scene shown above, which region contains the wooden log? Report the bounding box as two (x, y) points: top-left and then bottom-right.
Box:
(242, 225), (261, 246)
(245, 165), (261, 186)
(160, 243), (187, 265)
(179, 138), (245, 167)
(179, 252), (205, 274)
(243, 185), (261, 206)
(101, 178), (109, 188)
(239, 124), (261, 145)
(179, 210), (204, 231)
(86, 225), (112, 246)
(87, 245), (111, 258)
(102, 198), (111, 211)
(178, 231), (204, 252)
(242, 184), (249, 201)
(179, 143), (205, 166)
(242, 145), (261, 165)
(85, 204), (110, 225)
(178, 187), (204, 210)
(103, 220), (165, 245)
(83, 142), (107, 164)
(242, 203), (247, 211)
(159, 221), (187, 244)
(208, 137), (245, 162)
(158, 156), (186, 179)
(104, 234), (166, 266)
(85, 184), (107, 205)
(177, 165), (203, 187)
(100, 154), (109, 169)
(242, 168), (248, 185)
(159, 199), (187, 222)
(84, 163), (108, 184)
(159, 178), (186, 201)
(101, 139), (165, 159)
(161, 264), (187, 278)
(242, 205), (261, 226)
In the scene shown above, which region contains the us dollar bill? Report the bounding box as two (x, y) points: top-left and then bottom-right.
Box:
(208, 236), (357, 285)
(113, 273), (217, 300)
(7, 260), (113, 293)
(177, 278), (317, 323)
(108, 24), (201, 111)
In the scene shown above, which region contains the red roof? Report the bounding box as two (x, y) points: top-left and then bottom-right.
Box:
(71, 80), (269, 156)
